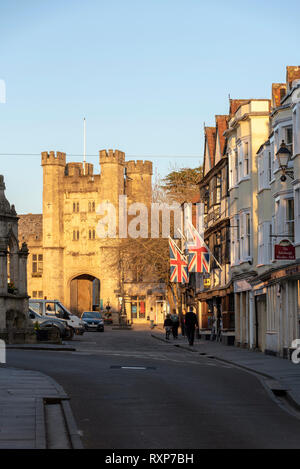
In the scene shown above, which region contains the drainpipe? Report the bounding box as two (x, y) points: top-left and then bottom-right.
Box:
(249, 291), (254, 349)
(255, 295), (259, 350)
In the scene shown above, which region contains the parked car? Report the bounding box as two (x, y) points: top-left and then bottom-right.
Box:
(28, 308), (73, 339)
(29, 299), (85, 336)
(81, 311), (104, 332)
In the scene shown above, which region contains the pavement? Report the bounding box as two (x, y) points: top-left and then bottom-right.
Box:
(0, 365), (83, 449)
(151, 326), (300, 410)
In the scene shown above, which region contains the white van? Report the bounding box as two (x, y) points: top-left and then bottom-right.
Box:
(29, 299), (85, 335)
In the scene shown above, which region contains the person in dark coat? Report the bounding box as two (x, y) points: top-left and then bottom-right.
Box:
(163, 314), (173, 340)
(185, 308), (199, 346)
(170, 309), (179, 339)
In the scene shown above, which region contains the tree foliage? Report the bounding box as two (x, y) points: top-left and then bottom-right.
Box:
(161, 166), (203, 203)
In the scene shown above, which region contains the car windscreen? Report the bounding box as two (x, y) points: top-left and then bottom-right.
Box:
(29, 302), (42, 315)
(83, 312), (102, 319)
(57, 303), (71, 316)
(28, 308), (41, 319)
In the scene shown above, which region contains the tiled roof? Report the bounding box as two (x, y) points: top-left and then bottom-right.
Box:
(272, 83), (287, 108)
(229, 99), (249, 116)
(286, 66), (300, 89)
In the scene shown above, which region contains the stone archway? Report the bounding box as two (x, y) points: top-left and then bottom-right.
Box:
(70, 274), (100, 316)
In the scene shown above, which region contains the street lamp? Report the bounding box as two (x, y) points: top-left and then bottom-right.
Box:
(276, 140), (294, 182)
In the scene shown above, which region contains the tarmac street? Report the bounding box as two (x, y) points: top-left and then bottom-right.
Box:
(6, 327), (300, 449)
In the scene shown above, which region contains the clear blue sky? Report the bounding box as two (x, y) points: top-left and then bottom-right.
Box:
(0, 0), (300, 213)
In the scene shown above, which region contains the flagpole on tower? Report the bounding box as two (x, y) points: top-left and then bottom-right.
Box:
(83, 117), (86, 175)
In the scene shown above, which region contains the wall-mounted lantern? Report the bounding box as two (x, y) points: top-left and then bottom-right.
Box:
(276, 140), (294, 181)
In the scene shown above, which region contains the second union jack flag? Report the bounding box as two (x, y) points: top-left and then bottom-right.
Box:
(187, 224), (210, 273)
(169, 238), (189, 283)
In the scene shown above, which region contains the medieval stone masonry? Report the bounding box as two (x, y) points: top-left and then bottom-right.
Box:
(19, 150), (166, 324)
(0, 175), (35, 343)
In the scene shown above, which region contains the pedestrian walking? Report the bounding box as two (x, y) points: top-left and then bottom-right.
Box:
(149, 307), (155, 329)
(163, 314), (173, 340)
(185, 308), (199, 346)
(170, 309), (179, 339)
(217, 317), (222, 342)
(211, 318), (216, 341)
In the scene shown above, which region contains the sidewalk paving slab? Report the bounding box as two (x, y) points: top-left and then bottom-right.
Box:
(0, 366), (82, 449)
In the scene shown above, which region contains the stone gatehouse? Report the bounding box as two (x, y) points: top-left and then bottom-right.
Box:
(19, 150), (167, 324)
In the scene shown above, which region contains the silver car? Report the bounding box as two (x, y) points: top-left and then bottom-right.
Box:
(28, 308), (73, 339)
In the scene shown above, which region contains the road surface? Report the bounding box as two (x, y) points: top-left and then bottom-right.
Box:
(6, 327), (300, 449)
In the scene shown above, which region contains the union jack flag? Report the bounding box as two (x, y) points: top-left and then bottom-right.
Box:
(169, 238), (189, 283)
(187, 223), (210, 273)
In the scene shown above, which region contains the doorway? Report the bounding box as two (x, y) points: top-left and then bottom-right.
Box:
(256, 294), (267, 352)
(70, 274), (100, 316)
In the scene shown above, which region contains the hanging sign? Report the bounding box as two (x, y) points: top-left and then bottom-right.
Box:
(275, 239), (295, 260)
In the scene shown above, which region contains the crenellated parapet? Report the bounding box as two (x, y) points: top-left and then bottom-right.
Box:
(65, 162), (94, 177)
(99, 149), (125, 165)
(125, 160), (153, 175)
(41, 151), (66, 166)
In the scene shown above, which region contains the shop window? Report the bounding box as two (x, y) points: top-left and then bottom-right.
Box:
(131, 296), (138, 319)
(130, 296), (146, 319)
(139, 297), (146, 319)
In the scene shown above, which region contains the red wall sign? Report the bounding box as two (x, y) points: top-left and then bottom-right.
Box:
(275, 244), (296, 260)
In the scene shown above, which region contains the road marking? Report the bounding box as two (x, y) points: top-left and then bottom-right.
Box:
(122, 366), (147, 370)
(110, 365), (156, 370)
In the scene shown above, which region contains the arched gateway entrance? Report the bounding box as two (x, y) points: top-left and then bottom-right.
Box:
(70, 274), (100, 316)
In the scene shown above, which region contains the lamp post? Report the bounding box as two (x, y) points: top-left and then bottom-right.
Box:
(276, 140), (294, 182)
